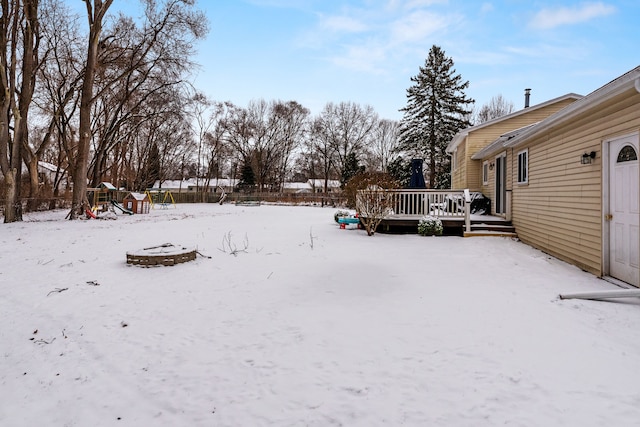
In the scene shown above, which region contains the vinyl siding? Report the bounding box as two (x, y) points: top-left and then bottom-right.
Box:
(453, 99), (577, 191)
(512, 88), (640, 276)
(451, 143), (466, 189)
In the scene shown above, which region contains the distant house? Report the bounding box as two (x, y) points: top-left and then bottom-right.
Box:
(151, 178), (341, 194)
(457, 66), (640, 287)
(38, 161), (68, 188)
(150, 179), (238, 194)
(283, 182), (312, 193)
(186, 178), (238, 193)
(308, 179), (341, 193)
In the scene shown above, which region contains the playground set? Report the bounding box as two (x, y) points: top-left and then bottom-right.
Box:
(84, 183), (176, 219)
(144, 189), (176, 209)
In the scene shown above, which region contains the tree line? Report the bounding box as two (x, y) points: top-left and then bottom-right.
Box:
(0, 0), (510, 223)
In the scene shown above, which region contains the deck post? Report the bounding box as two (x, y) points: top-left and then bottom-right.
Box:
(464, 189), (471, 234)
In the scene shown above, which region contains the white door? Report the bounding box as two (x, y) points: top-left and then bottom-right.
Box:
(609, 135), (639, 286)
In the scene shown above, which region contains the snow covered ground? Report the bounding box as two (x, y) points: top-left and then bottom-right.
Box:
(1, 203), (639, 427)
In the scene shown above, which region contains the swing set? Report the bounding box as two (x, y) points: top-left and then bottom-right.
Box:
(145, 190), (177, 209)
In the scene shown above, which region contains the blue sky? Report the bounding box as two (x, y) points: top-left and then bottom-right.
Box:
(136, 1), (640, 120)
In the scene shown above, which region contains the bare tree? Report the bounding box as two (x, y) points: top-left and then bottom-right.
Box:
(224, 99), (307, 192)
(270, 100), (309, 191)
(367, 119), (400, 172)
(0, 0), (41, 223)
(307, 117), (336, 197)
(473, 94), (515, 124)
(87, 1), (207, 188)
(316, 101), (378, 185)
(68, 0), (113, 219)
(69, 0), (207, 218)
(201, 101), (233, 194)
(30, 0), (83, 206)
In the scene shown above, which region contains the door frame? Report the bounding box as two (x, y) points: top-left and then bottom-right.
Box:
(602, 131), (640, 285)
(494, 151), (507, 215)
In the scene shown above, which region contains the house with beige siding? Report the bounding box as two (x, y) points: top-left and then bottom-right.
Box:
(446, 93), (581, 215)
(468, 66), (640, 287)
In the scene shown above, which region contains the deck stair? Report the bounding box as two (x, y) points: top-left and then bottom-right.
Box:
(464, 218), (517, 237)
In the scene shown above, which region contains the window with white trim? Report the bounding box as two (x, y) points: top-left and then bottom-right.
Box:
(482, 161), (489, 185)
(517, 149), (528, 184)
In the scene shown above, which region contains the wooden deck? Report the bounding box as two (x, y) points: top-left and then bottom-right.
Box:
(376, 214), (516, 237)
(357, 189), (517, 237)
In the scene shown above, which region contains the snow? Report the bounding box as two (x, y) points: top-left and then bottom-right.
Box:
(1, 203), (639, 426)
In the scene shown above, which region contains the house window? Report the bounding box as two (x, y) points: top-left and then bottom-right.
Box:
(617, 145), (637, 162)
(517, 149), (528, 184)
(482, 161), (489, 185)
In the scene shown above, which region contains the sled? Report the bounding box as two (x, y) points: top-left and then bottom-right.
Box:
(338, 217), (361, 229)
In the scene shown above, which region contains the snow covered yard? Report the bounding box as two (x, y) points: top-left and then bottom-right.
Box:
(1, 203), (639, 427)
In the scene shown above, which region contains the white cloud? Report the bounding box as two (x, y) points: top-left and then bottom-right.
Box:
(319, 14), (369, 33)
(328, 42), (389, 73)
(404, 0), (449, 10)
(390, 10), (457, 44)
(480, 2), (494, 14)
(503, 43), (589, 61)
(529, 2), (616, 30)
(301, 2), (460, 76)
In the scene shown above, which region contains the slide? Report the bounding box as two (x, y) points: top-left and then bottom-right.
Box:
(111, 200), (134, 215)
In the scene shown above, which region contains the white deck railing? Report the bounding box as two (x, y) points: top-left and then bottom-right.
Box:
(356, 188), (472, 232)
(381, 189), (467, 217)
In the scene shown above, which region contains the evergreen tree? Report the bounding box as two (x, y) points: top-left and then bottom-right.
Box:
(386, 157), (412, 188)
(238, 161), (256, 191)
(341, 152), (364, 187)
(142, 143), (161, 190)
(399, 45), (473, 188)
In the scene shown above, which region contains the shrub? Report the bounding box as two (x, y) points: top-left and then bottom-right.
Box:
(343, 171), (399, 236)
(418, 215), (443, 236)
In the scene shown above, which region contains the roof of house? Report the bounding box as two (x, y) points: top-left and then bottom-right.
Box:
(283, 182), (311, 190)
(38, 161), (59, 172)
(308, 179), (341, 188)
(126, 192), (148, 201)
(502, 66), (640, 150)
(471, 122), (538, 160)
(472, 65), (640, 158)
(151, 179), (240, 190)
(151, 179), (197, 189)
(98, 182), (117, 190)
(445, 93), (583, 154)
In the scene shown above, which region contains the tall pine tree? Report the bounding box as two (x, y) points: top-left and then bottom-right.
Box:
(399, 45), (473, 188)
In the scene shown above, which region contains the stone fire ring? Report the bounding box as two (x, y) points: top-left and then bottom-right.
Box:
(126, 243), (197, 267)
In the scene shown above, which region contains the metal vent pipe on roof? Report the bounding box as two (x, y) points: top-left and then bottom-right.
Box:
(524, 88), (531, 108)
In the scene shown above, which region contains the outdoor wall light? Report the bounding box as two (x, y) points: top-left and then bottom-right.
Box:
(581, 151), (596, 164)
(489, 162), (495, 170)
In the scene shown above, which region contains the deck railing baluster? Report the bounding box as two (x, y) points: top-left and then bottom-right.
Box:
(361, 189), (467, 219)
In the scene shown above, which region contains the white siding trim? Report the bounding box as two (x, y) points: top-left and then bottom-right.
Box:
(517, 148), (528, 184)
(482, 161), (489, 185)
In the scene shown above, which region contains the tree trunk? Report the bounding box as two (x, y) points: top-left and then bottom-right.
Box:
(25, 155), (39, 211)
(3, 168), (21, 222)
(69, 0), (113, 219)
